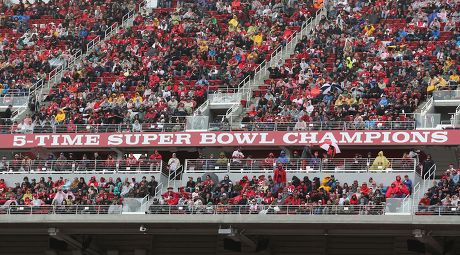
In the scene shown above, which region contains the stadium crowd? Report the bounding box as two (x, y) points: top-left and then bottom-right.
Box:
(6, 0), (317, 132)
(418, 164), (460, 214)
(0, 0), (136, 99)
(0, 175), (158, 207)
(151, 173), (413, 214)
(243, 0), (459, 126)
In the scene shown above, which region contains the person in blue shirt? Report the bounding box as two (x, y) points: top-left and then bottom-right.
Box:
(379, 95), (388, 107)
(276, 150), (289, 165)
(403, 175), (413, 194)
(323, 92), (334, 105)
(452, 170), (459, 185)
(397, 30), (408, 41)
(195, 76), (209, 86)
(430, 29), (440, 40)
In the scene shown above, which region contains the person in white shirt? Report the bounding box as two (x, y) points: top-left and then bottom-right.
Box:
(168, 153), (181, 179)
(232, 148), (245, 166)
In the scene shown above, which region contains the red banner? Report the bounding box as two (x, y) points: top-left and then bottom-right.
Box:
(1, 130), (455, 149)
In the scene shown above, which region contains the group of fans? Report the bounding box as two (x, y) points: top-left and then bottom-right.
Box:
(152, 173), (413, 214)
(0, 175), (158, 208)
(242, 0), (459, 128)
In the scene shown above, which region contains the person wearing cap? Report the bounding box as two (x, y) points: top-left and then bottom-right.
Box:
(276, 150), (289, 165)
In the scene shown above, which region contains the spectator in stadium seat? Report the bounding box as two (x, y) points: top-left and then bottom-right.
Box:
(216, 152), (228, 168)
(263, 153), (276, 168)
(185, 177), (196, 193)
(231, 148), (245, 166)
(276, 150), (289, 165)
(445, 163), (456, 175)
(403, 175), (413, 192)
(370, 151), (391, 170)
(451, 171), (459, 185)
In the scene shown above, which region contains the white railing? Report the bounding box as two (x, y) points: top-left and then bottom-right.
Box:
(194, 100), (209, 115)
(208, 93), (242, 105)
(420, 97), (433, 114)
(2, 120), (417, 134)
(148, 204), (386, 215)
(212, 121), (416, 131)
(0, 160), (163, 173)
(184, 158), (416, 173)
(4, 204), (460, 216)
(432, 90), (460, 101)
(0, 205), (123, 215)
(414, 205), (460, 215)
(167, 166), (183, 191)
(5, 122), (186, 134)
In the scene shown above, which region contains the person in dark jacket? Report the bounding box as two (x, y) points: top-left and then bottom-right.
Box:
(422, 154), (435, 179)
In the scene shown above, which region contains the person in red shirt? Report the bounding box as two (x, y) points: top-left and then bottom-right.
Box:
(162, 187), (179, 205)
(149, 150), (163, 169)
(273, 163), (286, 193)
(359, 182), (370, 196)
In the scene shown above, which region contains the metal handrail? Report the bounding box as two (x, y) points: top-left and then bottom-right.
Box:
(184, 158), (416, 173)
(2, 120), (416, 134)
(3, 122), (186, 134)
(219, 121), (416, 131)
(2, 205), (122, 215)
(147, 204), (387, 215)
(414, 205), (460, 216)
(0, 159), (163, 173)
(4, 204), (460, 216)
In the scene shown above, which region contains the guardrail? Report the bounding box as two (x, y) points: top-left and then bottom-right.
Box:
(2, 122), (186, 134)
(218, 121), (416, 131)
(415, 205), (460, 216)
(3, 204), (460, 216)
(0, 160), (163, 173)
(185, 158), (416, 173)
(3, 120), (416, 134)
(0, 205), (122, 215)
(432, 90), (460, 101)
(148, 204), (386, 215)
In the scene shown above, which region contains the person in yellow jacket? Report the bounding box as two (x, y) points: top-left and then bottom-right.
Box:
(335, 94), (345, 107)
(364, 24), (375, 36)
(55, 109), (66, 123)
(449, 71), (459, 84)
(252, 33), (263, 46)
(346, 57), (355, 69)
(228, 15), (239, 32)
(370, 151), (391, 170)
(319, 176), (332, 192)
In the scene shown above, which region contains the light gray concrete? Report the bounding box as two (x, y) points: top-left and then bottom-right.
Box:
(0, 214), (457, 225)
